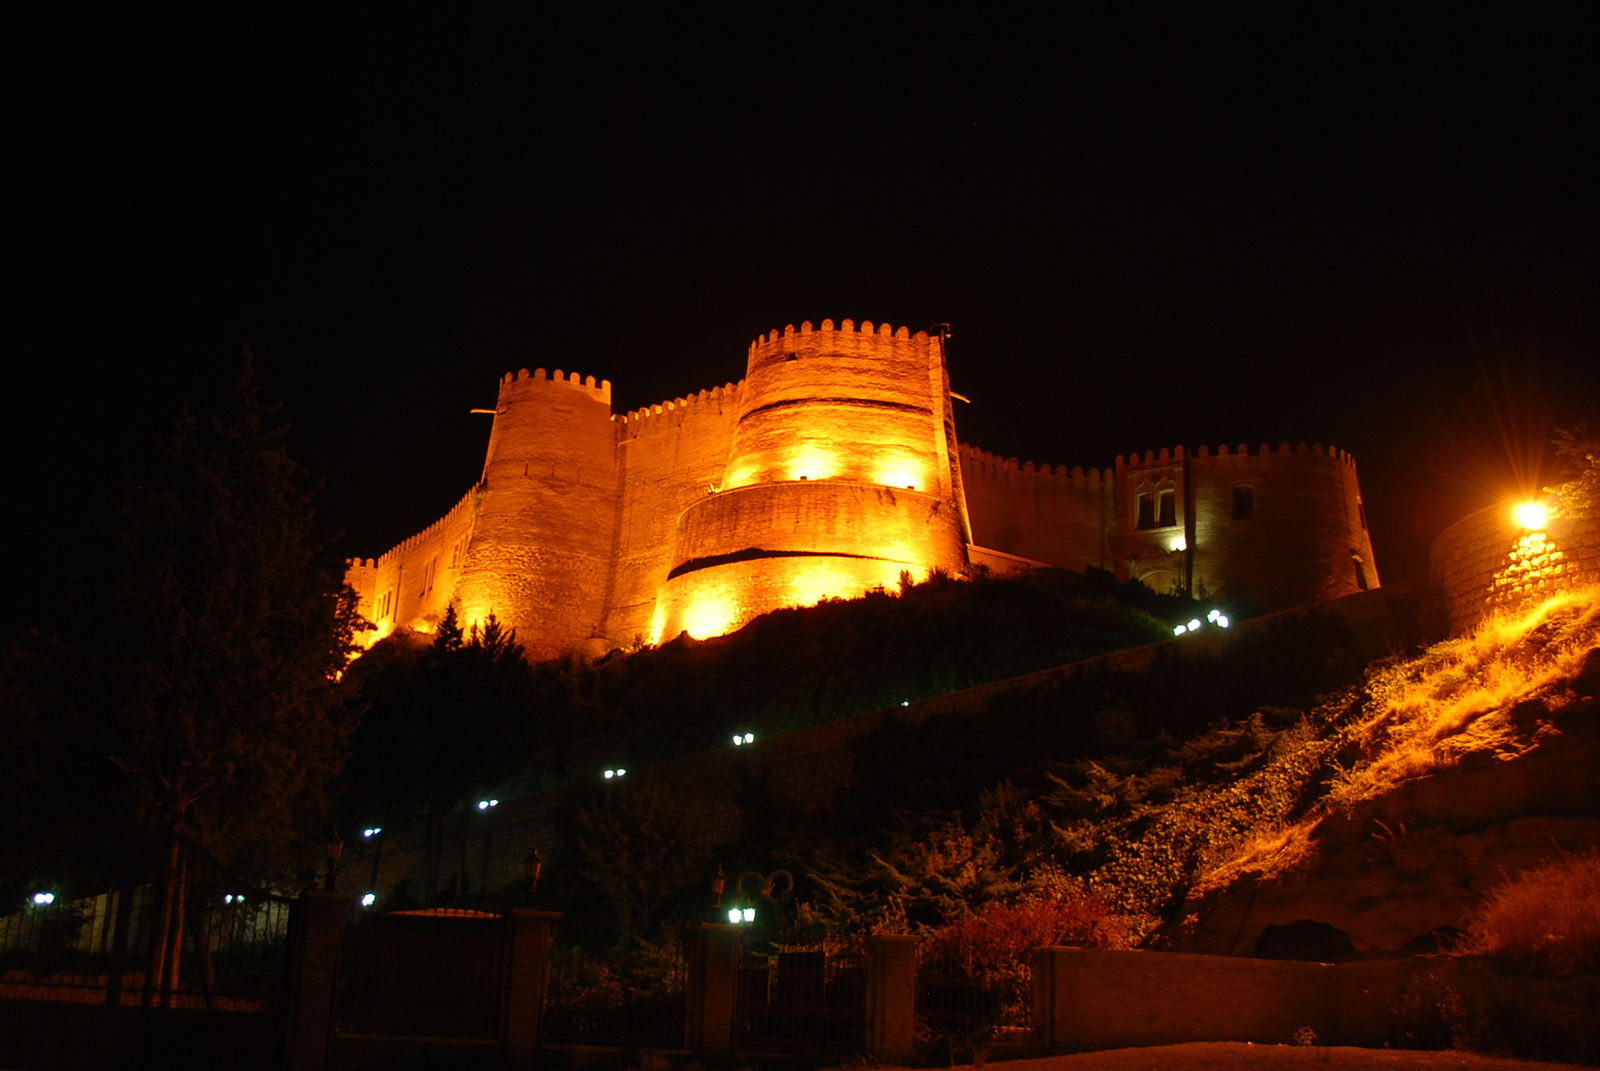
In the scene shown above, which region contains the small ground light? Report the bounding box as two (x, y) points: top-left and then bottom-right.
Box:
(1173, 624), (1188, 636)
(1216, 615), (1229, 628)
(732, 734), (742, 746)
(363, 827), (381, 838)
(742, 907), (755, 922)
(32, 892), (54, 906)
(1207, 609), (1220, 622)
(361, 893), (377, 907)
(901, 700), (909, 706)
(604, 770), (615, 779)
(743, 733), (754, 744)
(1188, 619), (1202, 631)
(477, 799), (499, 811)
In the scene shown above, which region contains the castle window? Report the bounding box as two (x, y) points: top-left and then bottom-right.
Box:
(1136, 489), (1177, 529)
(1233, 486), (1254, 520)
(1358, 502), (1368, 530)
(1352, 554), (1369, 591)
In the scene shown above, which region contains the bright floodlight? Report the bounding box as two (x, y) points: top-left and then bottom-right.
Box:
(361, 893), (377, 908)
(1173, 624), (1187, 636)
(742, 907), (756, 922)
(1188, 619), (1202, 631)
(743, 733), (754, 744)
(32, 892), (54, 906)
(728, 907), (742, 924)
(1513, 501), (1548, 530)
(604, 770), (615, 779)
(1171, 536), (1187, 552)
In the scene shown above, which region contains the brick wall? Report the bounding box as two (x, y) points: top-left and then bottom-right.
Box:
(1431, 507), (1600, 635)
(1032, 946), (1426, 1052)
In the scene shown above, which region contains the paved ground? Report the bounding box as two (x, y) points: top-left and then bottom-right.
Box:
(890, 1044), (1580, 1070)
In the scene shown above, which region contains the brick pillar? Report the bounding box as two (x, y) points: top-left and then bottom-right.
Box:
(684, 923), (741, 1055)
(281, 890), (354, 1071)
(1030, 946), (1074, 1055)
(865, 933), (918, 1062)
(501, 909), (560, 1070)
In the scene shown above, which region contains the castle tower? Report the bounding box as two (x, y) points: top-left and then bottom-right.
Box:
(649, 320), (971, 641)
(452, 369), (618, 661)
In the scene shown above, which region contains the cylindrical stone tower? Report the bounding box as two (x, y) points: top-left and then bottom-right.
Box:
(651, 319), (971, 641)
(453, 368), (617, 661)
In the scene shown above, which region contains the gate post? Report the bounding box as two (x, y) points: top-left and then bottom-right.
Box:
(502, 909), (560, 1070)
(866, 933), (918, 1062)
(281, 890), (355, 1071)
(684, 922), (741, 1055)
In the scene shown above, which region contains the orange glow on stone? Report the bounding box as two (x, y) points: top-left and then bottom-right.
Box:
(680, 594), (739, 640)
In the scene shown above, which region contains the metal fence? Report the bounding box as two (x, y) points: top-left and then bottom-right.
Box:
(735, 949), (867, 1053)
(543, 941), (688, 1049)
(0, 884), (291, 1010)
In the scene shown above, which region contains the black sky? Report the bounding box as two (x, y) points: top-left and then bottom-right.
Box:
(11, 6), (1598, 624)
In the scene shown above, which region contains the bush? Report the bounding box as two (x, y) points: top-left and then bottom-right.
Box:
(1467, 850), (1600, 975)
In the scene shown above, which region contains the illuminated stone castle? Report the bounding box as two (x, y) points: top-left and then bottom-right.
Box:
(347, 319), (1379, 661)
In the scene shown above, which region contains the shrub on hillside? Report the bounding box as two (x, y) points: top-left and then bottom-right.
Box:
(1467, 850), (1600, 975)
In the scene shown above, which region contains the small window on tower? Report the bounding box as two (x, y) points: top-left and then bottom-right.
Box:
(1157, 489), (1176, 528)
(1136, 492), (1156, 530)
(1352, 554), (1369, 591)
(1358, 502), (1368, 530)
(1233, 486), (1254, 520)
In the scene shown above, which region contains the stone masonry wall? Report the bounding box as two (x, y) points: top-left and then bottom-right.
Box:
(1432, 505), (1600, 635)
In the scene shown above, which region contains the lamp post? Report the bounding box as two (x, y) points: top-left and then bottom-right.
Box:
(324, 832), (343, 892)
(523, 847), (543, 906)
(711, 864), (726, 910)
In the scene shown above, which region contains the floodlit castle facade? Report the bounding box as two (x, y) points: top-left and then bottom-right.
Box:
(347, 319), (1379, 661)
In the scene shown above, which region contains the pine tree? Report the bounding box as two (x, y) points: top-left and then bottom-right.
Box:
(82, 351), (362, 999)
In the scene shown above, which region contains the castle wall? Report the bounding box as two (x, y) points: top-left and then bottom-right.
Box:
(345, 320), (1384, 655)
(652, 320), (970, 641)
(1183, 442), (1375, 610)
(605, 383), (744, 648)
(653, 481), (968, 640)
(452, 369), (618, 661)
(959, 445), (1114, 572)
(348, 486), (482, 645)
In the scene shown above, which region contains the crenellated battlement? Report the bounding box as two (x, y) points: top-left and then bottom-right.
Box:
(497, 367), (612, 405)
(957, 442), (1108, 486)
(370, 484), (483, 568)
(1114, 441), (1359, 470)
(615, 381), (745, 427)
(745, 319), (932, 365)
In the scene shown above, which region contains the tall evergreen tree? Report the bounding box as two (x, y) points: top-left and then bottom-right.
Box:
(58, 350), (366, 999)
(89, 351), (363, 878)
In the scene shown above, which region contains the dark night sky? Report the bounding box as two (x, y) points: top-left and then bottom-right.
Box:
(10, 7), (1598, 625)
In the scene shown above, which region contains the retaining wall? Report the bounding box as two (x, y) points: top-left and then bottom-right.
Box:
(1031, 946), (1426, 1052)
(1431, 506), (1600, 635)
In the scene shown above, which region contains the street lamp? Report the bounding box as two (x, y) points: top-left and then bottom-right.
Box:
(523, 847), (543, 905)
(711, 864), (726, 909)
(325, 831), (343, 892)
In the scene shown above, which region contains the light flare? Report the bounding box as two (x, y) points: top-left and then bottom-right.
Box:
(1513, 501), (1549, 530)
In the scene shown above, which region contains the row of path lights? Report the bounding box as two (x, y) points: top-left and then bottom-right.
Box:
(1173, 608), (1230, 636)
(603, 767), (627, 780)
